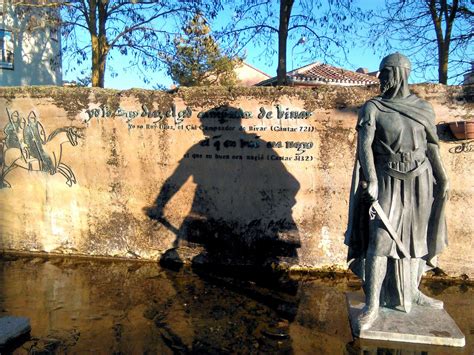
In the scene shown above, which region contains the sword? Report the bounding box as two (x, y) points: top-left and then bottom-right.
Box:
(6, 108), (17, 133)
(368, 200), (410, 259)
(361, 181), (412, 312)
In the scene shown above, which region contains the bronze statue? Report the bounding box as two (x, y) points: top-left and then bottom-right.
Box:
(345, 53), (449, 331)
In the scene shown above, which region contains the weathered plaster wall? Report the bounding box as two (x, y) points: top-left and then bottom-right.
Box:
(0, 85), (472, 276)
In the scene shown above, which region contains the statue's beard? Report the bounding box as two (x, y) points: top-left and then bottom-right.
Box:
(381, 77), (399, 95)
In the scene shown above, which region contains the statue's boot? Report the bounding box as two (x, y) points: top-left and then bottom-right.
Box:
(358, 255), (387, 331)
(414, 291), (443, 309)
(358, 306), (379, 331)
(411, 258), (443, 309)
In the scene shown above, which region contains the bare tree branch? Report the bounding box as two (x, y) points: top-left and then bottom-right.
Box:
(365, 0), (472, 84)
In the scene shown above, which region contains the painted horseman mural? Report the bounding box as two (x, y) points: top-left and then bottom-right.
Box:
(0, 109), (83, 188)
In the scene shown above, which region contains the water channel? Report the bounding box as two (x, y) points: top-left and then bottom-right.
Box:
(0, 254), (472, 354)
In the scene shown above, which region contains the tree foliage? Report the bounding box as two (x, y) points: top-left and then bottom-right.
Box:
(366, 0), (473, 84)
(166, 13), (241, 86)
(221, 0), (362, 85)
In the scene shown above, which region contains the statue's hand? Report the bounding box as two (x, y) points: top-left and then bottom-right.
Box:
(438, 178), (450, 199)
(366, 181), (378, 202)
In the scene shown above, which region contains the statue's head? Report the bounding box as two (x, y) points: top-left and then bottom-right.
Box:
(379, 52), (411, 72)
(378, 52), (411, 99)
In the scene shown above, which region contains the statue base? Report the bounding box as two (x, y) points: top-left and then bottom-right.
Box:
(346, 292), (465, 347)
(0, 316), (31, 347)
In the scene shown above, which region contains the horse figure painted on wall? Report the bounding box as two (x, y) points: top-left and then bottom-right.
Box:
(0, 109), (83, 188)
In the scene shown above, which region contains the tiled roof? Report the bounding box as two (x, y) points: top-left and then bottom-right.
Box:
(257, 62), (379, 86)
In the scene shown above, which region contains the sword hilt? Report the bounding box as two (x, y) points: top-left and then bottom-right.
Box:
(368, 205), (377, 220)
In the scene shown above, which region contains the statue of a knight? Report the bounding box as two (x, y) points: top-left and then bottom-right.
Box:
(345, 52), (450, 331)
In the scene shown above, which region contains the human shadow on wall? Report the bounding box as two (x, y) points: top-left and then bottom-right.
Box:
(145, 105), (301, 290)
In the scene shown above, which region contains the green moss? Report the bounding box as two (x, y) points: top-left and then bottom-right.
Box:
(0, 86), (91, 118)
(51, 87), (91, 118)
(121, 88), (174, 112)
(172, 85), (379, 112)
(0, 84), (468, 117)
(91, 88), (121, 114)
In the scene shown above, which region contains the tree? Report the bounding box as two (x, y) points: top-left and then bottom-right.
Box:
(13, 0), (221, 87)
(367, 0), (473, 84)
(166, 13), (241, 86)
(221, 0), (361, 85)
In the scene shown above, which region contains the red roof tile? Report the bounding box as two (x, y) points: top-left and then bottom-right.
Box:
(290, 62), (379, 85)
(256, 62), (379, 86)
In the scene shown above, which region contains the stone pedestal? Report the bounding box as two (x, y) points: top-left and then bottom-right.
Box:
(0, 316), (31, 346)
(346, 292), (465, 347)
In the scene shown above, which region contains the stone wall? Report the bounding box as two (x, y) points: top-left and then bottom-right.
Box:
(0, 85), (472, 276)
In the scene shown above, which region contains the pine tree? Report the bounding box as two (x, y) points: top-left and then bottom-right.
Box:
(167, 14), (240, 86)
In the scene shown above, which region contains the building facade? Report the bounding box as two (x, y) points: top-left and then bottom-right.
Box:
(234, 62), (271, 86)
(0, 0), (62, 86)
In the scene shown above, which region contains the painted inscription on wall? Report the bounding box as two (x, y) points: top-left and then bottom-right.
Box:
(84, 104), (315, 163)
(449, 140), (474, 154)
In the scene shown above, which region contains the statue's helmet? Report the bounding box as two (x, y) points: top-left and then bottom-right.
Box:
(379, 52), (411, 71)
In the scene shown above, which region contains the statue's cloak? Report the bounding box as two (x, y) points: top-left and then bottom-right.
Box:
(345, 94), (448, 279)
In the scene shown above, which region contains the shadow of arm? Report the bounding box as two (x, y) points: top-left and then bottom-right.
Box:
(144, 158), (191, 220)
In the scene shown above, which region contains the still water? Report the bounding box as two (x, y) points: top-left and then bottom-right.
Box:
(0, 255), (472, 354)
